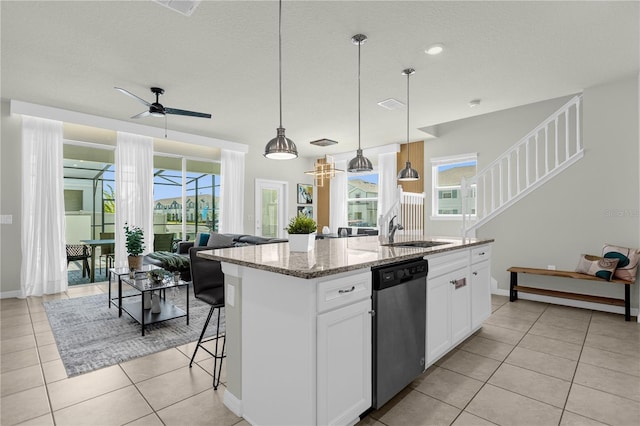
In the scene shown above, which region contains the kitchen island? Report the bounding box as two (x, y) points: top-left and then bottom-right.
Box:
(198, 235), (493, 426)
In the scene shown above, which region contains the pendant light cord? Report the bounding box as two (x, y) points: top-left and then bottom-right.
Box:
(278, 0), (283, 128)
(406, 71), (410, 160)
(357, 39), (361, 150)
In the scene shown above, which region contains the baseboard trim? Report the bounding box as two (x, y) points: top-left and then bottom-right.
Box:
(0, 290), (22, 299)
(223, 389), (243, 417)
(516, 293), (639, 317)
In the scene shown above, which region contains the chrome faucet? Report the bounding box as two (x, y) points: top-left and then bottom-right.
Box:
(388, 215), (404, 244)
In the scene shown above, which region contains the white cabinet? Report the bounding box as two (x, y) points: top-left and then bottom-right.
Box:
(426, 251), (470, 364)
(317, 299), (372, 426)
(470, 245), (492, 329)
(317, 271), (371, 426)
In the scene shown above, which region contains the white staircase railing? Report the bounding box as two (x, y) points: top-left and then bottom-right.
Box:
(379, 186), (425, 239)
(462, 95), (584, 236)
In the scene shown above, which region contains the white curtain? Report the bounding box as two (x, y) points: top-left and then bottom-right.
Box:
(219, 149), (245, 233)
(329, 160), (348, 232)
(377, 152), (398, 231)
(115, 132), (154, 267)
(20, 116), (67, 297)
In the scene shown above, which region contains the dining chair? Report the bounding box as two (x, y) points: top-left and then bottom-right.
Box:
(66, 244), (92, 277)
(99, 232), (115, 274)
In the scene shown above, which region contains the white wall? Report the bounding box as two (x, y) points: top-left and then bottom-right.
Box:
(428, 75), (639, 309)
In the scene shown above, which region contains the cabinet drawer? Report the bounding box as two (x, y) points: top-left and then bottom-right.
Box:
(471, 245), (491, 264)
(426, 250), (469, 278)
(318, 271), (371, 313)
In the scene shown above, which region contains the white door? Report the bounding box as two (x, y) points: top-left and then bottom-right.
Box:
(255, 179), (288, 239)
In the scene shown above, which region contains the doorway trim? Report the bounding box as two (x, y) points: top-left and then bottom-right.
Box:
(254, 179), (289, 239)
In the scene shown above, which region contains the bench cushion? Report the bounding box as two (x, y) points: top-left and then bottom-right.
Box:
(575, 254), (619, 281)
(603, 244), (640, 282)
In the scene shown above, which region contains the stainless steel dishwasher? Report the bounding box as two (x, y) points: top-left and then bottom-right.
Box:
(371, 258), (428, 409)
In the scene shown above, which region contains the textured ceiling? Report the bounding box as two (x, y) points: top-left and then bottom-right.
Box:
(2, 1), (638, 158)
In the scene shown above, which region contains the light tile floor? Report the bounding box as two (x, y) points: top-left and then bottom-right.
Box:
(1, 287), (639, 426)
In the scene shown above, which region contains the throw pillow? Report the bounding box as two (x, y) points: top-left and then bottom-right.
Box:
(602, 244), (640, 282)
(575, 254), (619, 281)
(193, 232), (210, 248)
(207, 232), (235, 249)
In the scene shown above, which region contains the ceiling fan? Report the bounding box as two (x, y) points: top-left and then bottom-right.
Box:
(114, 87), (212, 119)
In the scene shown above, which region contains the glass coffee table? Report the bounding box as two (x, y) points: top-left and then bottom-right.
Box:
(108, 265), (162, 310)
(118, 274), (190, 336)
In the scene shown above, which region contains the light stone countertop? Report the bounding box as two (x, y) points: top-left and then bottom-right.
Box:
(197, 235), (494, 279)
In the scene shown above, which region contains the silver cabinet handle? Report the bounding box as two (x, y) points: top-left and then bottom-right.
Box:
(478, 252), (485, 256)
(339, 286), (355, 294)
(449, 280), (457, 285)
(369, 310), (376, 317)
(473, 271), (478, 276)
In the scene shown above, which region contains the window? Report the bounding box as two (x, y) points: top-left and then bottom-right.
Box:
(153, 156), (220, 241)
(347, 173), (378, 227)
(432, 155), (477, 217)
(63, 144), (116, 241)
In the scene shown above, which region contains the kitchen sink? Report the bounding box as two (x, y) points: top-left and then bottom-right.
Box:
(385, 241), (449, 248)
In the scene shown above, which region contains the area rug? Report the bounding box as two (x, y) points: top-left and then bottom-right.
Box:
(44, 287), (224, 377)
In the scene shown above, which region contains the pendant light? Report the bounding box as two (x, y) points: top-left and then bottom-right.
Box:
(264, 0), (298, 160)
(347, 34), (373, 173)
(398, 68), (420, 181)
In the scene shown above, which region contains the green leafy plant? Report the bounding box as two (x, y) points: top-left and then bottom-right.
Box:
(148, 269), (166, 282)
(124, 223), (145, 256)
(286, 214), (317, 234)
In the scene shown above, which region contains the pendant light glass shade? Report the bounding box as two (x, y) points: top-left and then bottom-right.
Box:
(348, 34), (373, 173)
(398, 68), (420, 181)
(264, 0), (298, 160)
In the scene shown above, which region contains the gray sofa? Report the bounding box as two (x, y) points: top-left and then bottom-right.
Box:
(144, 233), (288, 281)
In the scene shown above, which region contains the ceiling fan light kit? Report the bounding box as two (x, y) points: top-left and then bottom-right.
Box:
(264, 0), (298, 160)
(398, 68), (420, 182)
(347, 34), (373, 173)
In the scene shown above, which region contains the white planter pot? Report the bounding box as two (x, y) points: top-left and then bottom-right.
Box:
(288, 233), (316, 252)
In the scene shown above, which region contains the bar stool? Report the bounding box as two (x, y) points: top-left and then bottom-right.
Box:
(188, 247), (225, 389)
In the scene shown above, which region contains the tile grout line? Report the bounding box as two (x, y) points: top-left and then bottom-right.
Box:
(446, 301), (549, 425)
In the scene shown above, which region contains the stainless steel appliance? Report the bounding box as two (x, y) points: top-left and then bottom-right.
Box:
(371, 258), (428, 409)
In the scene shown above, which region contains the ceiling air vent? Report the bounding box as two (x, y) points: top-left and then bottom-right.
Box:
(153, 0), (201, 16)
(310, 138), (339, 147)
(377, 98), (405, 110)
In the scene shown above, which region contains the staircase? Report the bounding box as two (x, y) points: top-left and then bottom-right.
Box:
(462, 95), (584, 236)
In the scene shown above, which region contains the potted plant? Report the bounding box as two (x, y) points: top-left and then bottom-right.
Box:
(286, 214), (317, 252)
(124, 223), (145, 270)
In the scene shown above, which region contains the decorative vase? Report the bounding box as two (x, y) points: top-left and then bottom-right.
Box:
(322, 226), (331, 235)
(143, 292), (152, 310)
(289, 233), (316, 252)
(128, 255), (143, 271)
(151, 292), (161, 313)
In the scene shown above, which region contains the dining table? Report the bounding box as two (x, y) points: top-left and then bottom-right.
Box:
(80, 238), (115, 283)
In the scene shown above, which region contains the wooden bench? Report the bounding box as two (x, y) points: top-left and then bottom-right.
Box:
(508, 267), (635, 321)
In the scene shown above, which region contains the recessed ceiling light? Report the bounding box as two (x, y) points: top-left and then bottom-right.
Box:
(468, 99), (481, 108)
(377, 98), (406, 110)
(425, 43), (444, 55)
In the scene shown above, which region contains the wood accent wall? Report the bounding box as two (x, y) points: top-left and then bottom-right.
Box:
(315, 158), (331, 230)
(397, 140), (424, 193)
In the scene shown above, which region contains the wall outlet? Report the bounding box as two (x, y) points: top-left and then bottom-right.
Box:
(547, 265), (556, 270)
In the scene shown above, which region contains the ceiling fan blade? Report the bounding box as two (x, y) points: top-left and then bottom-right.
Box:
(165, 107), (212, 119)
(131, 110), (151, 119)
(114, 87), (152, 107)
